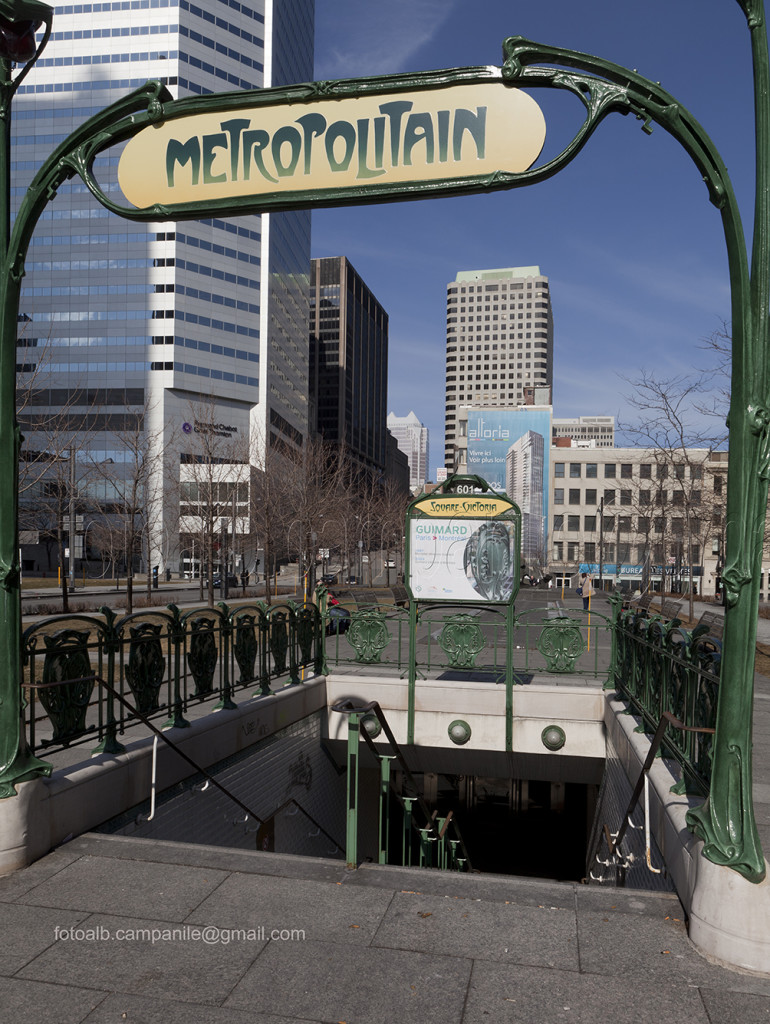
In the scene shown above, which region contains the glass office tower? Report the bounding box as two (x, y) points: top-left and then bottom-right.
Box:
(14, 0), (314, 573)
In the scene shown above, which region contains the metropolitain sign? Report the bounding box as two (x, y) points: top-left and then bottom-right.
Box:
(118, 81), (545, 208)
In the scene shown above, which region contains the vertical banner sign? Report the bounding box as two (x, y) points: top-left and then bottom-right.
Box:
(466, 408), (551, 570)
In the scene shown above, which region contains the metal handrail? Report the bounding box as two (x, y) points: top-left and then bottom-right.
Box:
(331, 698), (473, 871)
(593, 710), (715, 880)
(29, 673), (344, 855)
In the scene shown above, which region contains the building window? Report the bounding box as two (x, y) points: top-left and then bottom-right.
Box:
(568, 515), (580, 531)
(568, 542), (579, 561)
(605, 464), (616, 478)
(640, 464), (652, 478)
(604, 488), (615, 505)
(568, 488), (580, 504)
(586, 463), (598, 478)
(553, 514), (564, 531)
(553, 541), (563, 560)
(554, 461), (565, 478)
(585, 488), (597, 505)
(569, 463), (581, 478)
(554, 488), (564, 504)
(620, 489), (632, 506)
(618, 516), (632, 531)
(621, 463), (633, 478)
(584, 515), (596, 532)
(584, 542), (596, 561)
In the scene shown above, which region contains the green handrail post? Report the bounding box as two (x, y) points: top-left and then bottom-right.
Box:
(402, 795), (414, 867)
(215, 603), (237, 711)
(254, 602), (271, 697)
(287, 601), (300, 685)
(344, 711), (361, 869)
(91, 607), (126, 755)
(605, 593), (624, 691)
(162, 604), (190, 730)
(407, 598), (417, 744)
(506, 602), (516, 750)
(378, 754), (394, 864)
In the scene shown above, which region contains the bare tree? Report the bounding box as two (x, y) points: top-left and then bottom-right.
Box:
(178, 401), (250, 607)
(17, 352), (99, 611)
(620, 371), (725, 620)
(86, 399), (172, 613)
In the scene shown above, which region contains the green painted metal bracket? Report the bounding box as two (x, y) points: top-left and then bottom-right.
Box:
(0, 3), (764, 886)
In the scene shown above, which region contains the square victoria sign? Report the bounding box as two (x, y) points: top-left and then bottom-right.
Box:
(406, 479), (521, 604)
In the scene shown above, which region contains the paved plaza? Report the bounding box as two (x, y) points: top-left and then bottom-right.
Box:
(1, 588), (768, 1021)
(1, 832), (770, 1024)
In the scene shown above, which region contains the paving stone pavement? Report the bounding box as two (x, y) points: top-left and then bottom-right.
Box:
(1, 833), (769, 1024)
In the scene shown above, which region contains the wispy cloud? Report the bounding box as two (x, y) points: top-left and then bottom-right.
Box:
(315, 0), (462, 80)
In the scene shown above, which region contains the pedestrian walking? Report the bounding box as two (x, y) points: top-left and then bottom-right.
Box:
(579, 572), (593, 611)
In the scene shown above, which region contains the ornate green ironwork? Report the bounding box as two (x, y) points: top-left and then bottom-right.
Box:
(438, 614), (485, 668)
(233, 611), (258, 684)
(347, 610), (390, 664)
(614, 608), (721, 799)
(295, 605), (316, 666)
(186, 617), (217, 698)
(38, 629), (93, 745)
(0, 0), (762, 885)
(124, 622), (166, 714)
(268, 609), (289, 676)
(536, 617), (585, 673)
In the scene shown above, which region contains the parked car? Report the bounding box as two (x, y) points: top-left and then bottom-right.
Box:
(326, 605), (351, 635)
(321, 573), (338, 585)
(213, 572), (239, 588)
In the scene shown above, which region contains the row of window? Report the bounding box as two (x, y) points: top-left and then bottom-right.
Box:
(180, 47), (262, 88)
(176, 336), (258, 361)
(51, 23), (176, 41)
(177, 259), (260, 292)
(554, 461), (707, 480)
(177, 362), (257, 387)
(18, 75), (176, 95)
(37, 49), (180, 69)
(448, 282), (548, 293)
(552, 541), (703, 563)
(176, 285), (259, 316)
(553, 513), (715, 533)
(176, 232), (260, 267)
(554, 488), (705, 506)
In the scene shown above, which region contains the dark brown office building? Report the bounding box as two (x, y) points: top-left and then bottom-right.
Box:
(309, 256), (389, 477)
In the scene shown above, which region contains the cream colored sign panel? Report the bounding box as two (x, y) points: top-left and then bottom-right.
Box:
(118, 82), (546, 208)
(412, 495), (513, 518)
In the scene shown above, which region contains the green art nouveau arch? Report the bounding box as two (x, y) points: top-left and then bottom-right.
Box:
(0, 0), (766, 881)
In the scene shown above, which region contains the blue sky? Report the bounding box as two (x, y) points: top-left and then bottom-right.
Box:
(312, 1), (755, 479)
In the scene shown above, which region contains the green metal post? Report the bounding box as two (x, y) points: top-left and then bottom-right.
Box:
(378, 754), (394, 864)
(506, 602), (515, 751)
(402, 795), (414, 867)
(0, 2), (54, 795)
(686, 0), (769, 881)
(407, 599), (417, 744)
(91, 607), (125, 755)
(345, 712), (360, 869)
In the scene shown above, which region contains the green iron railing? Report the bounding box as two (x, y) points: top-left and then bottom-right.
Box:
(22, 600), (323, 759)
(322, 595), (722, 801)
(331, 699), (472, 873)
(612, 603), (720, 797)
